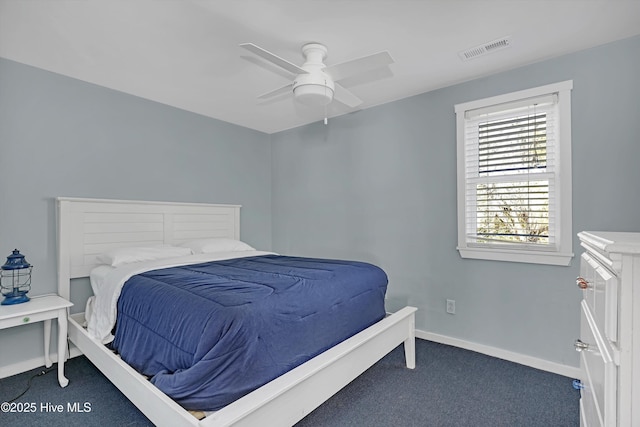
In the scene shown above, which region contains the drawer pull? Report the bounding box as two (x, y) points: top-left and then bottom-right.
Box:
(574, 339), (589, 352)
(576, 277), (590, 290)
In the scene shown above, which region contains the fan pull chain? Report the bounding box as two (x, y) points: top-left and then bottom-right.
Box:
(324, 80), (328, 125)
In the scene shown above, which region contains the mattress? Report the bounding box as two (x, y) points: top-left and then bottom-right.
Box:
(107, 254), (388, 411)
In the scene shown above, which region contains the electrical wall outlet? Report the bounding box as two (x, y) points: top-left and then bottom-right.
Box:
(446, 299), (456, 314)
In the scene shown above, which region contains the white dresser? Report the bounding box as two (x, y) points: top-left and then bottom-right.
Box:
(577, 231), (640, 427)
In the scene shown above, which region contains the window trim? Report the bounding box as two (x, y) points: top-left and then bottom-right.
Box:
(455, 81), (574, 266)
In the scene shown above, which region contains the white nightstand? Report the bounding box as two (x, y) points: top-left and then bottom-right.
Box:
(0, 294), (73, 387)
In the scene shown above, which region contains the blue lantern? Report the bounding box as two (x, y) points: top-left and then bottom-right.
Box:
(1, 249), (32, 305)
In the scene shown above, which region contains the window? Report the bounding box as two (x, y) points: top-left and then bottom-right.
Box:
(455, 81), (573, 265)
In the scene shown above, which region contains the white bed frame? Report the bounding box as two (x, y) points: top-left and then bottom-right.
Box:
(57, 197), (417, 427)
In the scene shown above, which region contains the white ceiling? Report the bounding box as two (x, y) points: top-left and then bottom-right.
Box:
(2, 0), (640, 134)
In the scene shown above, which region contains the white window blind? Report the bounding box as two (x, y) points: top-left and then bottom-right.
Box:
(455, 81), (573, 265)
(464, 96), (557, 250)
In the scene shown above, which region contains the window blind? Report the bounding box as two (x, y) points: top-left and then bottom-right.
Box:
(464, 97), (558, 249)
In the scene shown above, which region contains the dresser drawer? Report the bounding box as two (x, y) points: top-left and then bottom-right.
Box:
(579, 253), (597, 320)
(579, 301), (617, 427)
(579, 253), (619, 345)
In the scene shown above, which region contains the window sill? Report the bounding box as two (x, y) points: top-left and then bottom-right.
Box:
(457, 246), (574, 266)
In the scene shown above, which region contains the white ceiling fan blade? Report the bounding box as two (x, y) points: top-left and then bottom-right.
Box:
(333, 83), (362, 108)
(257, 83), (293, 100)
(240, 43), (309, 75)
(324, 51), (394, 82)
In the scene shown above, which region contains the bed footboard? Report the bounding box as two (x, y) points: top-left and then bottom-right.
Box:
(68, 306), (417, 427)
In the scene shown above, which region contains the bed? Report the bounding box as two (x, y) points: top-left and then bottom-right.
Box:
(57, 197), (417, 426)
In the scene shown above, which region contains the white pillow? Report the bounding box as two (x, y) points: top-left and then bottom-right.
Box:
(96, 245), (192, 267)
(180, 238), (255, 254)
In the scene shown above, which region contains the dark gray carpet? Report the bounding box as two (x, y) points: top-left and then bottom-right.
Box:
(0, 339), (579, 426)
(297, 340), (579, 426)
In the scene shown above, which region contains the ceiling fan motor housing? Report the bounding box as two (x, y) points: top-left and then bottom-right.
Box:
(293, 43), (335, 106)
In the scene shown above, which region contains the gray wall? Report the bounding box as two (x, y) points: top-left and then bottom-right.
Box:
(271, 35), (640, 368)
(0, 58), (272, 367)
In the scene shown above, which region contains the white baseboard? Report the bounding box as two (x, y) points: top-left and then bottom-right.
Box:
(416, 329), (582, 379)
(0, 346), (83, 379)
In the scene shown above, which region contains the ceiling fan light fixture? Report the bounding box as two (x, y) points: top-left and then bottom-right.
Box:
(293, 72), (335, 106)
(293, 84), (334, 106)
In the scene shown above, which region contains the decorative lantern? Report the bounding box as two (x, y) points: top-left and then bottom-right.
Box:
(1, 249), (32, 305)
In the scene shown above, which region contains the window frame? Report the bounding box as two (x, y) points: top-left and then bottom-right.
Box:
(455, 81), (574, 266)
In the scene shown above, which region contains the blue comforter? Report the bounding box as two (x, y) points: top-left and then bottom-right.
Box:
(111, 255), (387, 411)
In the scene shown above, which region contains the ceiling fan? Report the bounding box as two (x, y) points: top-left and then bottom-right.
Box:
(240, 42), (394, 108)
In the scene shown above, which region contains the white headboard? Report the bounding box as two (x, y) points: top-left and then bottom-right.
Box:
(56, 197), (241, 300)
